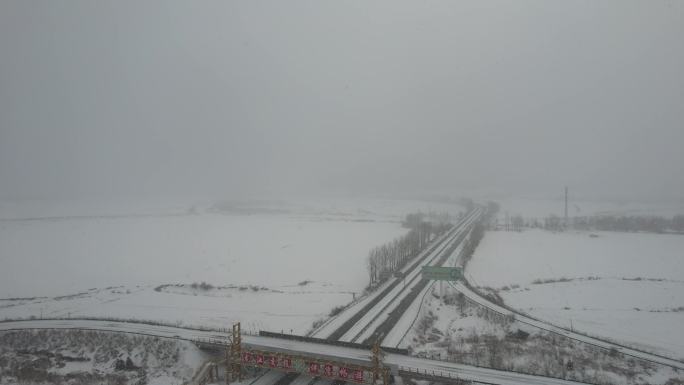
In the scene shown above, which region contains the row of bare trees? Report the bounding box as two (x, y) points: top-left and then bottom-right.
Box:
(507, 213), (684, 234)
(366, 229), (421, 285)
(366, 212), (453, 287)
(573, 214), (684, 233)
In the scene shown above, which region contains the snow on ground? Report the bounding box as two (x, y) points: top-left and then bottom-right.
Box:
(0, 197), (463, 334)
(401, 286), (682, 385)
(467, 228), (684, 359)
(0, 282), (358, 334)
(0, 211), (403, 298)
(0, 328), (207, 385)
(467, 229), (684, 286)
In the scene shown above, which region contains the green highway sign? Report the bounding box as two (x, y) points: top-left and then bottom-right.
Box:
(421, 266), (463, 281)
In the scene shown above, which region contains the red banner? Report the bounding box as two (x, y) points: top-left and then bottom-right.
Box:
(323, 364), (334, 377)
(352, 370), (364, 383)
(242, 352), (252, 363)
(308, 362), (320, 375)
(241, 350), (371, 384)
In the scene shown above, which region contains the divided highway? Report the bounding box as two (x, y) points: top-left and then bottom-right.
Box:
(318, 208), (481, 344)
(315, 209), (479, 341)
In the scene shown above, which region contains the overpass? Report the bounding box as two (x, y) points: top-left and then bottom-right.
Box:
(0, 319), (590, 385)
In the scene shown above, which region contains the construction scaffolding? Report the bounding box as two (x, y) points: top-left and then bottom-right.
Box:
(226, 322), (242, 384)
(371, 341), (389, 385)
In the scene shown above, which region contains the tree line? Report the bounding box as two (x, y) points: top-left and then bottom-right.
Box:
(460, 220), (485, 268)
(461, 203), (498, 268)
(366, 212), (453, 287)
(573, 214), (684, 233)
(504, 213), (684, 234)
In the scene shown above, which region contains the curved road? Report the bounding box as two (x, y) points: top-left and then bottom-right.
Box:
(449, 280), (684, 371)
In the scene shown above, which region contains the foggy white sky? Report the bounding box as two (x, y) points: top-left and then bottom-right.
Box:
(1, 1), (683, 202)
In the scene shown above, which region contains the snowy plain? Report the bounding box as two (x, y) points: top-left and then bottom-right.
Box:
(400, 284), (683, 385)
(0, 197), (464, 334)
(467, 228), (684, 359)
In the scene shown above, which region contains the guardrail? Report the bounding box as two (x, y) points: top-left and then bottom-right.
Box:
(194, 337), (229, 347)
(258, 331), (409, 355)
(409, 349), (600, 385)
(399, 366), (472, 384)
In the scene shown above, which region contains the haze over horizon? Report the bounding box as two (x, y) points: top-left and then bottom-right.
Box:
(2, 1), (683, 204)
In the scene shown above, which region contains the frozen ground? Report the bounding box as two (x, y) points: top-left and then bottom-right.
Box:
(0, 282), (360, 334)
(467, 229), (684, 359)
(0, 197), (463, 334)
(0, 207), (405, 298)
(402, 286), (683, 385)
(0, 328), (207, 385)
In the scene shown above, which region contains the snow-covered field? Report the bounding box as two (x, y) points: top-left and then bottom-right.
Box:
(402, 286), (682, 385)
(467, 229), (684, 359)
(0, 197), (463, 334)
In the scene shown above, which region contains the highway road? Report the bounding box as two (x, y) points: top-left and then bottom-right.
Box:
(330, 209), (481, 344)
(313, 209), (480, 341)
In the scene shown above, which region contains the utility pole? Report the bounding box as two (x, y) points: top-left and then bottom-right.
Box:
(564, 186), (569, 229)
